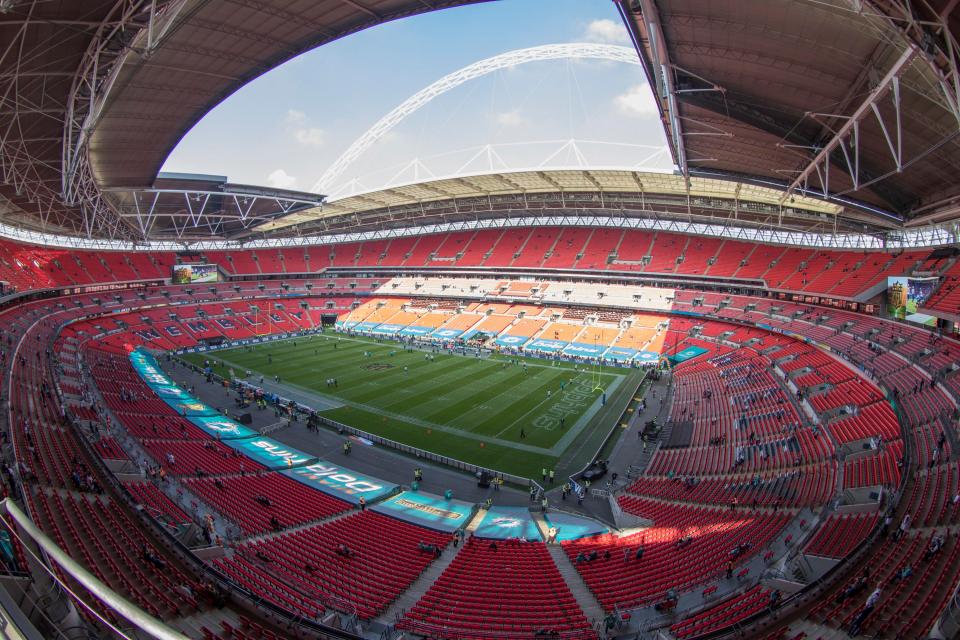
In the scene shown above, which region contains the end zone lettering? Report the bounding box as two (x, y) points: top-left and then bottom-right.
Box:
(294, 462), (385, 493)
(249, 440), (312, 466)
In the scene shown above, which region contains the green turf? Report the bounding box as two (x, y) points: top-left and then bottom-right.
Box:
(183, 333), (632, 477)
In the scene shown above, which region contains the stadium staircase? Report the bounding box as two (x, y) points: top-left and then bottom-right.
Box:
(374, 511), (482, 626)
(541, 533), (606, 622)
(240, 506), (359, 546)
(784, 619), (849, 639)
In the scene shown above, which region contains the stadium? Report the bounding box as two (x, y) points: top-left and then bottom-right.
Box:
(0, 1), (959, 639)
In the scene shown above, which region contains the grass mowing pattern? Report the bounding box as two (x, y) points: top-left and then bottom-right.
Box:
(184, 333), (626, 477)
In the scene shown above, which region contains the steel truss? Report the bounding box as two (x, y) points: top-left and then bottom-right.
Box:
(112, 187), (322, 240)
(858, 0), (960, 126)
(243, 214), (956, 251)
(61, 0), (190, 240)
(0, 209), (953, 253)
(0, 1), (88, 235)
(781, 0), (960, 203)
(621, 0), (688, 178)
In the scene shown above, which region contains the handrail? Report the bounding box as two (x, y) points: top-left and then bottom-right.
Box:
(0, 498), (190, 640)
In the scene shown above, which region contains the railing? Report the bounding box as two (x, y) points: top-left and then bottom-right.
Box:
(0, 498), (191, 640)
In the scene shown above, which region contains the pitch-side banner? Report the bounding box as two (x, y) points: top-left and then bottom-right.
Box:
(524, 339), (568, 353)
(226, 437), (316, 469)
(563, 342), (607, 358)
(398, 326), (434, 336)
(129, 349), (175, 388)
(430, 327), (465, 340)
(603, 347), (637, 361)
(127, 349), (397, 505)
(283, 460), (397, 504)
(372, 491), (471, 530)
(494, 335), (530, 348)
(189, 415), (258, 440)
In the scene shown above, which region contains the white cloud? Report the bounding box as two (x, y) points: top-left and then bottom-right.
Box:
(585, 19), (629, 44)
(614, 84), (659, 117)
(495, 110), (527, 127)
(266, 169), (297, 189)
(284, 109), (325, 147)
(294, 127), (325, 147)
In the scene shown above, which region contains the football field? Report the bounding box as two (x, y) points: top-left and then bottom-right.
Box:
(183, 333), (643, 477)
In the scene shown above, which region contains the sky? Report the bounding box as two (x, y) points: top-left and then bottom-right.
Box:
(161, 0), (673, 198)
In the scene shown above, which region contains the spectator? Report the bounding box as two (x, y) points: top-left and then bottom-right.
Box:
(848, 585), (882, 636)
(924, 533), (945, 561)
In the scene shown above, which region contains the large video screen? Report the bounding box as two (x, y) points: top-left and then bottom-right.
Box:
(172, 263), (218, 284)
(887, 276), (938, 326)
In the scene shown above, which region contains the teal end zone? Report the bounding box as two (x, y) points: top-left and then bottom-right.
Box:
(473, 506), (542, 540)
(669, 345), (709, 363)
(372, 491), (474, 531)
(543, 511), (609, 541)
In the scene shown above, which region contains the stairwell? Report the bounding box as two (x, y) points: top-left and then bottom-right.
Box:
(570, 228), (595, 269)
(609, 228), (627, 262)
(786, 619), (851, 639)
(541, 231), (565, 268)
(507, 228), (536, 267)
(545, 542), (607, 624)
(478, 229), (507, 266)
(171, 609), (245, 639)
(529, 511), (607, 624)
(239, 503), (360, 545)
(702, 239), (726, 276)
(373, 512), (482, 626)
(730, 243), (758, 278)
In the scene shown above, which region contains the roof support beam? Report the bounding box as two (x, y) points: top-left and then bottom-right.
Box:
(622, 0), (688, 179)
(858, 0), (960, 128)
(780, 45), (917, 204)
(62, 0), (192, 240)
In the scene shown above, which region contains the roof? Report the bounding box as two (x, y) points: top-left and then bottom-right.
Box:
(250, 168), (874, 238)
(620, 0), (960, 221)
(0, 0), (485, 239)
(89, 0), (490, 191)
(0, 0), (957, 241)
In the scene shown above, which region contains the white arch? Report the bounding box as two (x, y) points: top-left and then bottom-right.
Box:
(312, 43), (642, 193)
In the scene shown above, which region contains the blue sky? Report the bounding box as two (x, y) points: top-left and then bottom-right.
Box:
(162, 0), (672, 197)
